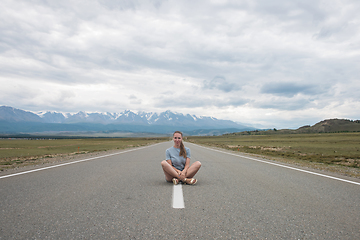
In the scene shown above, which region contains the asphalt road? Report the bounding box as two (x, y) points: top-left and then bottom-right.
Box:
(0, 141), (359, 239)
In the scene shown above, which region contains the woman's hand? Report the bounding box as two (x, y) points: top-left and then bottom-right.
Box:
(179, 170), (187, 180)
(175, 170), (182, 178)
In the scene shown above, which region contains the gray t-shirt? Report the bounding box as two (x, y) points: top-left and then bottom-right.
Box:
(165, 146), (191, 171)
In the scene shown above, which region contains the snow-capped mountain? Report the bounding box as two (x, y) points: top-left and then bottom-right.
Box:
(0, 106), (254, 135)
(37, 108), (238, 127)
(0, 106), (42, 122)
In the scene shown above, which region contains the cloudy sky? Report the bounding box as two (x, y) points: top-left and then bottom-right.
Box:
(1, 0), (359, 129)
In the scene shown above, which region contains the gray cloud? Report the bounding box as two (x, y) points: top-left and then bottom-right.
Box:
(260, 82), (326, 98)
(253, 97), (314, 111)
(154, 94), (248, 109)
(203, 76), (241, 93)
(0, 0), (359, 128)
(129, 94), (142, 105)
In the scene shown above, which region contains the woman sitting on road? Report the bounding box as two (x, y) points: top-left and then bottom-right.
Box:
(161, 131), (201, 185)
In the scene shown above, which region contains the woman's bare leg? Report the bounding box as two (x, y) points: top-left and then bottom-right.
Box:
(161, 160), (179, 182)
(185, 161), (201, 178)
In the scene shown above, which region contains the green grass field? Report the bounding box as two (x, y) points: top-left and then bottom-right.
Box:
(0, 137), (167, 171)
(187, 132), (360, 170)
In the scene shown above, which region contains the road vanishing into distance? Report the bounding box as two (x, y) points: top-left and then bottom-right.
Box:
(1, 141), (359, 239)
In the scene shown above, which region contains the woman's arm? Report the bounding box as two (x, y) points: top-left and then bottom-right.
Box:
(180, 158), (190, 178)
(166, 159), (181, 175)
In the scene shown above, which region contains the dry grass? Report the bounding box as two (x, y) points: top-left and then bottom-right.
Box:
(0, 137), (166, 171)
(188, 132), (360, 178)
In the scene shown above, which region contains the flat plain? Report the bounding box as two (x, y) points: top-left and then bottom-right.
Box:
(187, 132), (360, 178)
(1, 132), (360, 178)
(0, 137), (167, 171)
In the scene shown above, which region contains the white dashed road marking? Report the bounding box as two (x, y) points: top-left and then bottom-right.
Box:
(172, 184), (185, 209)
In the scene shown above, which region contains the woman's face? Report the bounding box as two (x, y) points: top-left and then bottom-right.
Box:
(173, 133), (182, 147)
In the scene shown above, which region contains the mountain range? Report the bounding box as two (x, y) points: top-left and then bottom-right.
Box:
(0, 106), (254, 136)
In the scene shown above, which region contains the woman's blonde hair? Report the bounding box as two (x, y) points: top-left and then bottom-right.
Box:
(174, 131), (187, 158)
